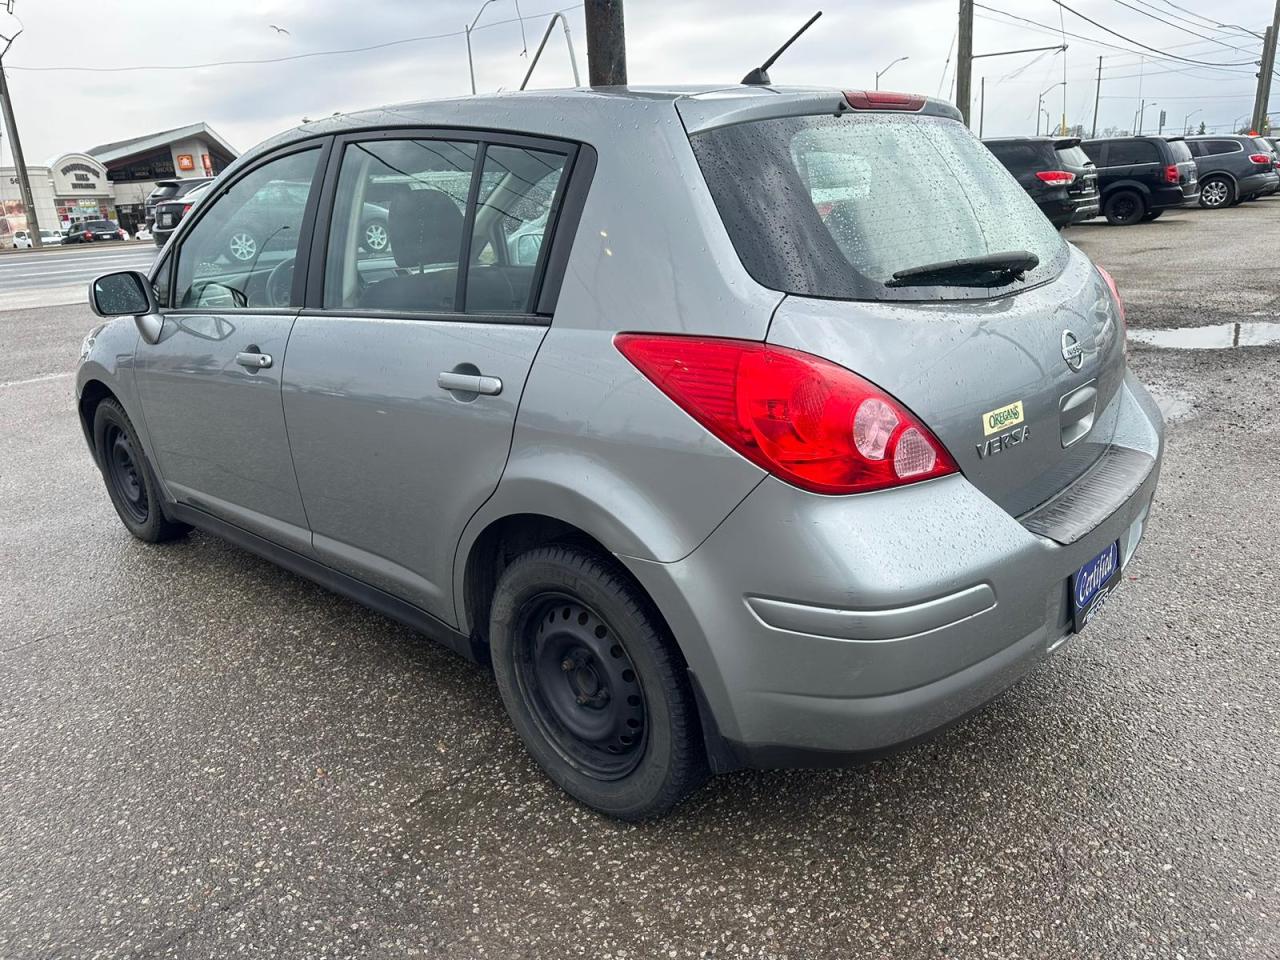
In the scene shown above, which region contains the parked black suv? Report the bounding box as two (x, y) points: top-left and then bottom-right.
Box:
(1184, 135), (1280, 207)
(984, 136), (1100, 228)
(143, 177), (214, 230)
(152, 181), (213, 247)
(1080, 136), (1199, 225)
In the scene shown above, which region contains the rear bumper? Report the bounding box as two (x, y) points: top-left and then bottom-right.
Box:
(1149, 184), (1197, 209)
(623, 372), (1164, 767)
(1239, 171), (1279, 197)
(1043, 193), (1100, 227)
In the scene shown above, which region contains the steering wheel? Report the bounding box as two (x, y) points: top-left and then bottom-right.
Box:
(266, 256), (295, 307)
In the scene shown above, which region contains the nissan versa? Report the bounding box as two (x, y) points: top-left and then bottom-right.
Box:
(77, 85), (1164, 820)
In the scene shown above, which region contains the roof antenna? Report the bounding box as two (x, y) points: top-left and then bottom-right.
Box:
(741, 11), (822, 86)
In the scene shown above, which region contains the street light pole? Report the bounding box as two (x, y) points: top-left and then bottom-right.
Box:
(0, 22), (40, 249)
(1183, 108), (1202, 135)
(465, 0), (501, 95)
(875, 56), (908, 90)
(1037, 81), (1064, 137)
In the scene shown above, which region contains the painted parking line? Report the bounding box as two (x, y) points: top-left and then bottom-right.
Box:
(0, 371), (74, 389)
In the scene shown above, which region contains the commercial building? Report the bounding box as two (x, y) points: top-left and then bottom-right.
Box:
(0, 122), (236, 245)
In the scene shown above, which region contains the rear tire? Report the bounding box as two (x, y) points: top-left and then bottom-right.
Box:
(93, 399), (190, 543)
(1199, 176), (1234, 209)
(489, 545), (707, 820)
(1141, 209), (1164, 222)
(1104, 190), (1145, 225)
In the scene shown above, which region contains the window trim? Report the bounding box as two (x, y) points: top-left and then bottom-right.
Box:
(159, 136), (334, 315)
(303, 125), (593, 325)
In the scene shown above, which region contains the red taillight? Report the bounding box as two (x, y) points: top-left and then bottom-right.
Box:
(1163, 164), (1179, 184)
(844, 90), (926, 112)
(181, 203), (192, 215)
(1096, 265), (1126, 332)
(1248, 153), (1272, 165)
(614, 335), (958, 495)
(1035, 170), (1076, 186)
(82, 230), (92, 240)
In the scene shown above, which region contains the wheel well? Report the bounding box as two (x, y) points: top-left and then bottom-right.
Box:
(78, 379), (116, 463)
(462, 515), (684, 662)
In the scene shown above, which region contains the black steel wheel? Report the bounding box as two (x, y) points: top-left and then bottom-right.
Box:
(514, 594), (648, 779)
(1104, 190), (1145, 226)
(93, 398), (190, 543)
(105, 423), (149, 524)
(490, 545), (707, 820)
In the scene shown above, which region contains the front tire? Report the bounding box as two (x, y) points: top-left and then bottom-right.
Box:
(1199, 176), (1234, 209)
(1141, 209), (1164, 222)
(489, 546), (707, 820)
(93, 399), (190, 543)
(1104, 190), (1145, 225)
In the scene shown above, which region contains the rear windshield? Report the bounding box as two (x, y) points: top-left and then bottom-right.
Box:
(1168, 140), (1193, 162)
(1252, 138), (1275, 154)
(151, 184), (180, 200)
(690, 113), (1066, 301)
(1056, 144), (1092, 167)
(85, 220), (115, 230)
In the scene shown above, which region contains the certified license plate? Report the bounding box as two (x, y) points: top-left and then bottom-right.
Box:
(159, 213), (173, 226)
(1070, 541), (1122, 632)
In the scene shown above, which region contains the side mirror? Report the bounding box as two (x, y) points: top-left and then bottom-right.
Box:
(89, 270), (163, 344)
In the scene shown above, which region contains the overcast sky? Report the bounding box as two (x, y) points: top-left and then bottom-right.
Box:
(0, 0), (1275, 165)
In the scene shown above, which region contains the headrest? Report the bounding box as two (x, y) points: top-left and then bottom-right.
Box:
(387, 187), (464, 268)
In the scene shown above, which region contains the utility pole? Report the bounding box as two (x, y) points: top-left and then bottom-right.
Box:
(584, 0), (626, 87)
(957, 0), (974, 126)
(0, 20), (41, 248)
(1091, 55), (1102, 138)
(1251, 7), (1280, 134)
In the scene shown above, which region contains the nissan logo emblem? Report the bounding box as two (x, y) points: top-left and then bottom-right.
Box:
(1061, 330), (1084, 372)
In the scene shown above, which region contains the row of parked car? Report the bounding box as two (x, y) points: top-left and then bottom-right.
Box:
(985, 133), (1280, 227)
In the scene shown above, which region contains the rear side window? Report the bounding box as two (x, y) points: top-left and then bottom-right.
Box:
(1107, 141), (1159, 165)
(986, 141), (1042, 170)
(1080, 142), (1104, 164)
(1056, 145), (1091, 167)
(1207, 140), (1240, 155)
(690, 113), (1066, 301)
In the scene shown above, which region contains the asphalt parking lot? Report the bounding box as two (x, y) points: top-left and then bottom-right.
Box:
(2, 207), (1278, 959)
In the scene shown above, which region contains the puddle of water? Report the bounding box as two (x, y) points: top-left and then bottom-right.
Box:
(1128, 322), (1280, 349)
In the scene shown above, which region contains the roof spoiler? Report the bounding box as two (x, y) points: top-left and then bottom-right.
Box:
(1053, 137), (1082, 149)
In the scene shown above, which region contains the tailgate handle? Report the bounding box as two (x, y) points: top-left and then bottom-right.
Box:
(1059, 381), (1097, 448)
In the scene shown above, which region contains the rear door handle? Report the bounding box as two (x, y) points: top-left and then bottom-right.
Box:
(437, 371), (502, 396)
(235, 351), (273, 370)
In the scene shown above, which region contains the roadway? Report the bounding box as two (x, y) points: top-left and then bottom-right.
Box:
(0, 243), (157, 310)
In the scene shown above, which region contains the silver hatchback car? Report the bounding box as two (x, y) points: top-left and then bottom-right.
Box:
(79, 85), (1164, 819)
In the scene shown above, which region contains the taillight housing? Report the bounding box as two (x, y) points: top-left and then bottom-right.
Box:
(1248, 153), (1272, 165)
(1163, 164), (1180, 184)
(181, 203), (192, 216)
(1035, 170), (1076, 186)
(615, 335), (958, 495)
(82, 230), (92, 240)
(1096, 265), (1126, 334)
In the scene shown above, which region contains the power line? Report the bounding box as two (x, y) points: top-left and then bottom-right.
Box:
(1099, 0), (1259, 56)
(1146, 0), (1263, 40)
(6, 5), (582, 73)
(1126, 0), (1258, 45)
(975, 7), (1255, 75)
(1046, 0), (1258, 67)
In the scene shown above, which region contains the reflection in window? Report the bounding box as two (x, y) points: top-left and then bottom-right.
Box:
(324, 139), (477, 312)
(465, 146), (567, 314)
(173, 148), (319, 310)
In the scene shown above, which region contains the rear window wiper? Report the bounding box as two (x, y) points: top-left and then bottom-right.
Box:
(885, 250), (1040, 288)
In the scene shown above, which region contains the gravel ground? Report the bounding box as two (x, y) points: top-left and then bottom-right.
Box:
(1, 200), (1278, 959)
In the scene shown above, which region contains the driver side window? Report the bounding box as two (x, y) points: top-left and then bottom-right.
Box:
(173, 147), (320, 310)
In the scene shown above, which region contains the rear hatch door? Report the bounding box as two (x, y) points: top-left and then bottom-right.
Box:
(686, 103), (1126, 517)
(1054, 139), (1098, 200)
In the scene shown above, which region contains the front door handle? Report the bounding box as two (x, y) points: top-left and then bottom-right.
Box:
(437, 371), (502, 396)
(236, 351), (273, 370)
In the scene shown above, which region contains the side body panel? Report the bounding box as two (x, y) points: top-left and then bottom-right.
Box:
(281, 317), (547, 623)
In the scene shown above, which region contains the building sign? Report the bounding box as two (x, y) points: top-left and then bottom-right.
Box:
(177, 154), (195, 171)
(49, 154), (109, 197)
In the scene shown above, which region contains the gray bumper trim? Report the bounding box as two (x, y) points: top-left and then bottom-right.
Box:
(744, 583), (996, 642)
